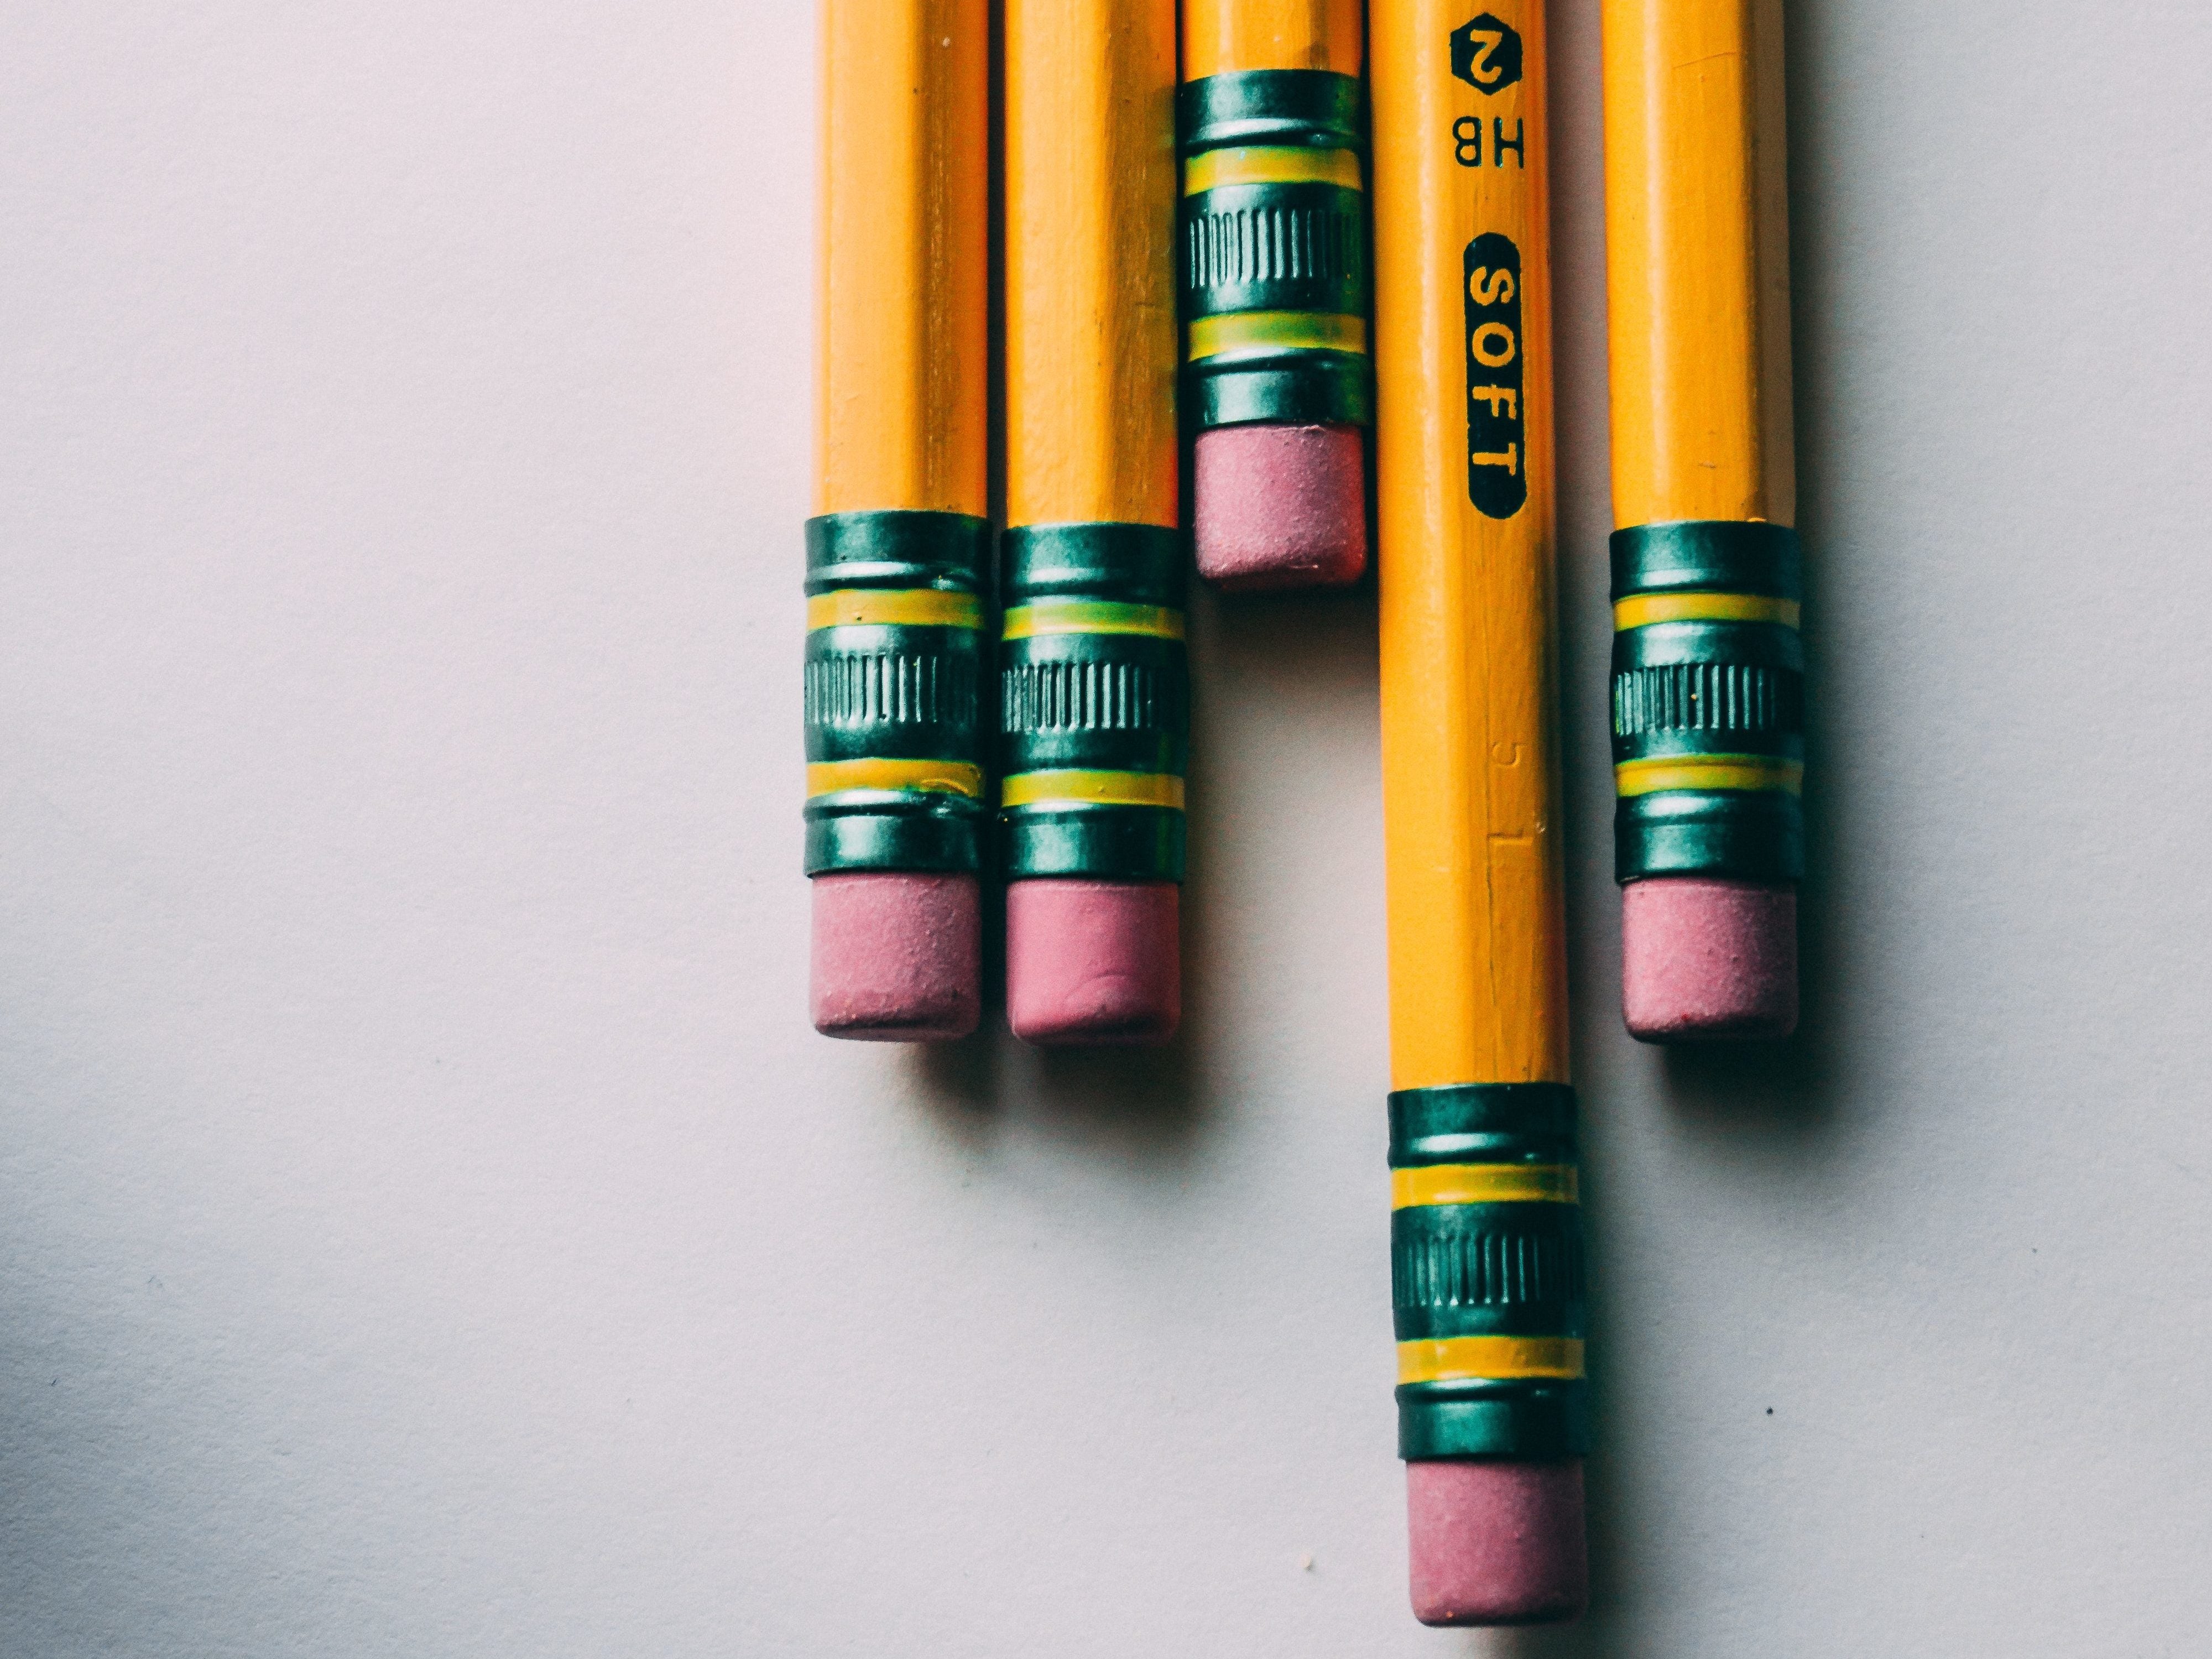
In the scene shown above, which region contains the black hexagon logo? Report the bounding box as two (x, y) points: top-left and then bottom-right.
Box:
(1451, 14), (1523, 95)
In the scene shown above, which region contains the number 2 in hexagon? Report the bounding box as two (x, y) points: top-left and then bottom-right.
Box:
(1450, 14), (1524, 95)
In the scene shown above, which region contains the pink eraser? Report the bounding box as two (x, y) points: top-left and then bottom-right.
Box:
(809, 871), (980, 1042)
(1406, 1459), (1588, 1627)
(1621, 876), (1798, 1042)
(1192, 422), (1367, 592)
(1004, 879), (1178, 1046)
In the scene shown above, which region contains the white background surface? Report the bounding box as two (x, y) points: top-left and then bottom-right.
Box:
(4, 3), (2210, 1654)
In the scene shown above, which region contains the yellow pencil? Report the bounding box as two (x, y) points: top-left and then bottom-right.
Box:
(1000, 1), (1187, 1045)
(1603, 0), (1805, 1040)
(804, 1), (992, 1042)
(1372, 0), (1589, 1625)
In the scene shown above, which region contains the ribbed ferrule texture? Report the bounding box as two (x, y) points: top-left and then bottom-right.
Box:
(999, 524), (1189, 882)
(803, 512), (991, 875)
(1390, 1083), (1590, 1462)
(1179, 71), (1372, 430)
(1610, 520), (1806, 884)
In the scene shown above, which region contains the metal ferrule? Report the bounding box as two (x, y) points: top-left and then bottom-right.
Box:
(1180, 71), (1371, 431)
(999, 524), (1188, 883)
(1610, 520), (1807, 884)
(1390, 1083), (1591, 1463)
(803, 512), (990, 876)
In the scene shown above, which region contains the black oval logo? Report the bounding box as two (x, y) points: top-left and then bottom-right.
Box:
(1464, 232), (1526, 519)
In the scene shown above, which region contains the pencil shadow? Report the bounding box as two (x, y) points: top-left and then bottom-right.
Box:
(908, 0), (1016, 1148)
(971, 571), (1377, 1164)
(1464, 2), (1866, 1652)
(1641, 708), (1854, 1146)
(1639, 0), (1863, 1142)
(1766, 0), (1870, 1126)
(905, 0), (1387, 1164)
(908, 861), (1009, 1140)
(1011, 1040), (1204, 1164)
(1650, 823), (1849, 1147)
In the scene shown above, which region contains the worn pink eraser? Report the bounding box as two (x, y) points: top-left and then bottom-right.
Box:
(1004, 879), (1178, 1046)
(1407, 1459), (1588, 1627)
(1621, 876), (1798, 1042)
(1192, 422), (1367, 592)
(810, 871), (980, 1042)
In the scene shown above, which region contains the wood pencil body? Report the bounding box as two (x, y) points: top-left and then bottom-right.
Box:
(1005, 1), (1180, 532)
(1373, 1), (1566, 1092)
(804, 1), (992, 1044)
(1602, 0), (1793, 528)
(1185, 0), (1365, 78)
(817, 0), (989, 520)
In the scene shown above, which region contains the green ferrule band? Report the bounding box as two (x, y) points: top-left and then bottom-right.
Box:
(1611, 523), (1807, 881)
(803, 512), (991, 874)
(1616, 616), (1804, 672)
(1389, 1083), (1578, 1167)
(1003, 805), (1186, 883)
(805, 510), (990, 596)
(1616, 790), (1804, 884)
(1389, 1085), (1585, 1344)
(1000, 526), (1189, 813)
(1178, 70), (1364, 154)
(1398, 1382), (1592, 1463)
(805, 622), (986, 768)
(1389, 1083), (1589, 1462)
(1610, 519), (1803, 602)
(1003, 523), (1186, 609)
(1183, 180), (1367, 322)
(1188, 352), (1371, 429)
(998, 526), (1187, 881)
(804, 791), (985, 877)
(1611, 620), (1804, 766)
(1002, 632), (1189, 776)
(1000, 525), (1187, 883)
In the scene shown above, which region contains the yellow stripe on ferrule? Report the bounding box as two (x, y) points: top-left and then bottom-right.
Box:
(1392, 1164), (1579, 1209)
(1614, 755), (1804, 797)
(1613, 592), (1801, 632)
(1188, 311), (1368, 361)
(1001, 598), (1186, 642)
(806, 758), (985, 801)
(1000, 770), (1186, 811)
(806, 589), (984, 632)
(1397, 1337), (1586, 1386)
(1185, 145), (1363, 196)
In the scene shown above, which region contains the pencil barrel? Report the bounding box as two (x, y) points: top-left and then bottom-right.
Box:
(804, 512), (990, 876)
(1609, 521), (1805, 884)
(1391, 1084), (1590, 1462)
(1601, 1), (1805, 894)
(1004, 0), (1179, 533)
(815, 0), (989, 520)
(999, 525), (1188, 884)
(810, 3), (990, 883)
(1180, 73), (1372, 431)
